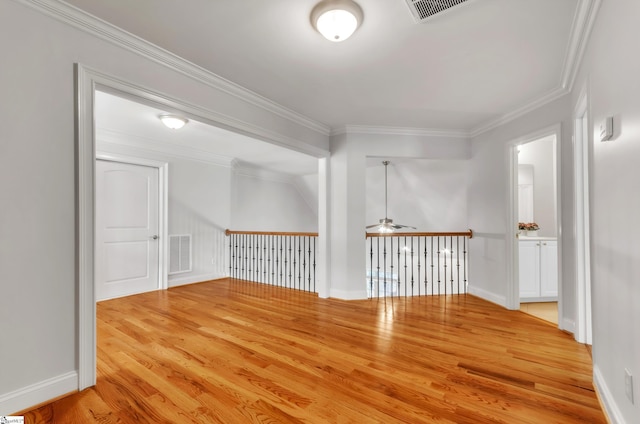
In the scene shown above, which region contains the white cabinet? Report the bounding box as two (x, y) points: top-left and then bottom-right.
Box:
(519, 239), (557, 302)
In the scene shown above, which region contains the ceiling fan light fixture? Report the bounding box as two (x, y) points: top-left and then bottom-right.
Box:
(311, 0), (363, 42)
(159, 114), (188, 130)
(366, 161), (416, 233)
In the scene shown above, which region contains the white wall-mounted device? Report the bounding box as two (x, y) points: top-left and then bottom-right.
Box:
(600, 116), (613, 141)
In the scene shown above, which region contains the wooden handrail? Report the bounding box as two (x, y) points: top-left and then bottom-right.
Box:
(366, 230), (473, 238)
(225, 229), (319, 237)
(226, 229), (472, 238)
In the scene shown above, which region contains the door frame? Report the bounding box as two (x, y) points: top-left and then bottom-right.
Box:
(76, 64), (330, 390)
(506, 124), (563, 328)
(573, 84), (592, 345)
(96, 153), (169, 296)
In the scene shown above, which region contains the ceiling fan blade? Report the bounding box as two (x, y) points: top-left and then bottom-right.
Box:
(366, 224), (381, 229)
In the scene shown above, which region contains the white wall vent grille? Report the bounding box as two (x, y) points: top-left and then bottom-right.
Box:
(405, 0), (471, 22)
(169, 234), (192, 275)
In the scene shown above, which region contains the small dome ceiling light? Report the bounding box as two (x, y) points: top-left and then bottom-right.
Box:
(311, 0), (363, 42)
(159, 114), (189, 130)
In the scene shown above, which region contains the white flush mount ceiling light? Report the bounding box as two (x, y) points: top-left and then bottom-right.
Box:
(311, 0), (363, 42)
(159, 114), (188, 130)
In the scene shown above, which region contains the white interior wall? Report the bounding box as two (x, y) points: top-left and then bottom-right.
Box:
(366, 159), (469, 231)
(518, 136), (557, 237)
(572, 1), (640, 422)
(468, 95), (573, 312)
(329, 132), (471, 299)
(96, 140), (232, 288)
(231, 170), (318, 233)
(0, 0), (328, 414)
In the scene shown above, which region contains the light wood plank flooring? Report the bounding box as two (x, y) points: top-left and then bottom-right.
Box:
(520, 302), (558, 325)
(23, 279), (605, 423)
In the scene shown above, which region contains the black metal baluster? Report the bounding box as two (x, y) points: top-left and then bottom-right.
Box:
(403, 236), (408, 297)
(431, 237), (440, 295)
(410, 236), (415, 296)
(383, 235), (387, 297)
(417, 237), (421, 297)
(397, 237), (401, 296)
(437, 237), (441, 295)
(298, 236), (302, 290)
(270, 235), (275, 284)
(424, 236), (428, 295)
(369, 237), (374, 298)
(312, 237), (316, 293)
(306, 236), (311, 292)
(456, 236), (460, 294)
(376, 237), (380, 298)
(464, 236), (468, 293)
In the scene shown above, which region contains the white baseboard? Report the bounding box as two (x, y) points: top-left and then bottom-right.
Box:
(329, 288), (368, 300)
(168, 273), (225, 287)
(467, 286), (507, 308)
(0, 371), (77, 415)
(594, 365), (625, 424)
(561, 317), (576, 334)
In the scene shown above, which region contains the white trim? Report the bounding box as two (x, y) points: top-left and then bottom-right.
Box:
(76, 64), (96, 391)
(506, 124), (563, 319)
(334, 125), (469, 139)
(471, 87), (569, 138)
(594, 365), (625, 424)
(560, 0), (603, 90)
(470, 0), (601, 137)
(329, 288), (368, 300)
(317, 158), (330, 298)
(562, 317), (576, 334)
(16, 0), (330, 137)
(17, 0), (599, 140)
(467, 286), (507, 308)
(573, 83), (593, 345)
(77, 64), (326, 391)
(96, 152), (169, 291)
(506, 144), (519, 310)
(0, 371), (77, 416)
(168, 273), (226, 288)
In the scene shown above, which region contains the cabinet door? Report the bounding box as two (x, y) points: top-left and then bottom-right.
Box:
(519, 241), (540, 299)
(540, 241), (558, 297)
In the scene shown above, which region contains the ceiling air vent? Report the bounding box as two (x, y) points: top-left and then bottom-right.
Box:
(405, 0), (471, 22)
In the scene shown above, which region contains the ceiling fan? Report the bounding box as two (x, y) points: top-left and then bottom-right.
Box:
(366, 160), (416, 233)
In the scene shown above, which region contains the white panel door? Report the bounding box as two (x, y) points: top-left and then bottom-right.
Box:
(96, 160), (160, 301)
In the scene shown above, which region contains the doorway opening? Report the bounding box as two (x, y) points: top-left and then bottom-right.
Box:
(508, 125), (562, 327)
(517, 135), (559, 324)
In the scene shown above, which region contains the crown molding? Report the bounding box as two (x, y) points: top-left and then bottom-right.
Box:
(17, 0), (331, 137)
(19, 0), (600, 142)
(332, 125), (470, 139)
(469, 86), (570, 138)
(470, 0), (600, 138)
(96, 128), (236, 167)
(560, 0), (602, 91)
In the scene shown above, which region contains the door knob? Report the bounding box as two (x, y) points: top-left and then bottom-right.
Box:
(150, 235), (158, 240)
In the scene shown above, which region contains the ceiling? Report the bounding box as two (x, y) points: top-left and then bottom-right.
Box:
(95, 91), (319, 176)
(71, 0), (584, 174)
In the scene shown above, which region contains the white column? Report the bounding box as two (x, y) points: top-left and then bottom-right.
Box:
(328, 135), (368, 299)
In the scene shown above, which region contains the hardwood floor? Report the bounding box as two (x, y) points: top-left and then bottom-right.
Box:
(520, 302), (558, 325)
(23, 279), (605, 423)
